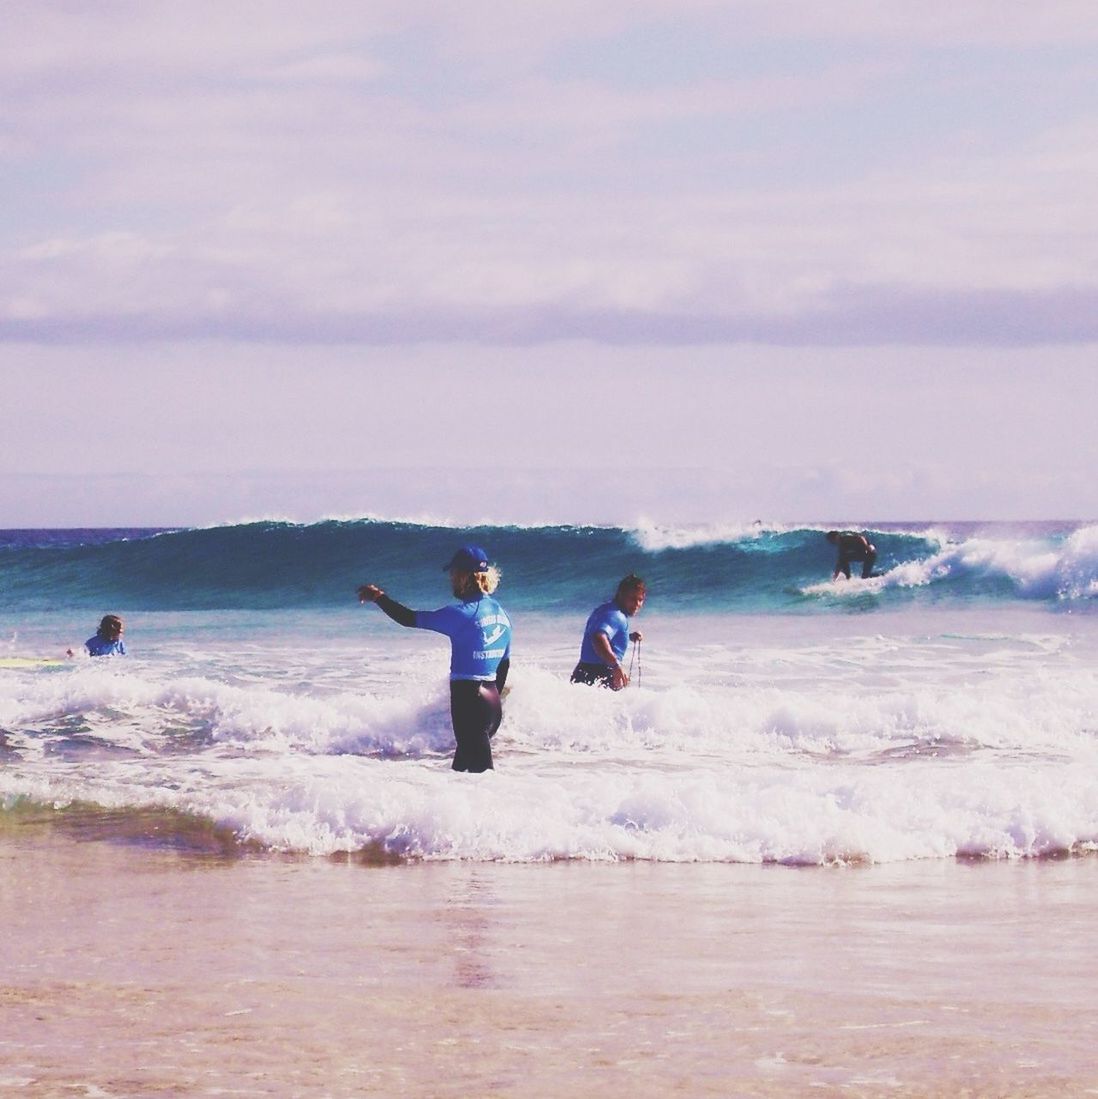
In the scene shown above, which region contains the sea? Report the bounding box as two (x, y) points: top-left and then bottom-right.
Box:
(2, 518), (1097, 865)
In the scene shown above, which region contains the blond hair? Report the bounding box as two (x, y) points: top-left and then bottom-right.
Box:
(477, 565), (501, 595)
(453, 566), (501, 598)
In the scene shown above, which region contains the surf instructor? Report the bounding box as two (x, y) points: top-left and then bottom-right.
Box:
(571, 574), (646, 690)
(357, 545), (511, 773)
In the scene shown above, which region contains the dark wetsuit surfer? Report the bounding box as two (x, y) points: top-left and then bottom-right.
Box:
(358, 545), (511, 772)
(826, 530), (877, 580)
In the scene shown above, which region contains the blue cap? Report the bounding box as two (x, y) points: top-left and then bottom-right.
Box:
(443, 544), (490, 573)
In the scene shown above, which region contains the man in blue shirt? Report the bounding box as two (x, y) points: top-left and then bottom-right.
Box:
(571, 574), (645, 690)
(85, 615), (126, 656)
(358, 545), (511, 772)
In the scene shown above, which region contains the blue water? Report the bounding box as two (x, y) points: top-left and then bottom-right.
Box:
(1, 519), (1095, 613)
(2, 519), (1097, 863)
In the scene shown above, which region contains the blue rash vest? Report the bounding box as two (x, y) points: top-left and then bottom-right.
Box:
(578, 600), (631, 666)
(85, 636), (126, 657)
(415, 594), (512, 681)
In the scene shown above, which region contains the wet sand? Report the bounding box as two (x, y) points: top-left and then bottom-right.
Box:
(2, 829), (1098, 1097)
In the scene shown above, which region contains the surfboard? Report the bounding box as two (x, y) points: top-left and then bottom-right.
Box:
(801, 573), (888, 597)
(0, 656), (69, 669)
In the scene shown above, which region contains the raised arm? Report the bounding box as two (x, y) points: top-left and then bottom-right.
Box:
(357, 584), (416, 628)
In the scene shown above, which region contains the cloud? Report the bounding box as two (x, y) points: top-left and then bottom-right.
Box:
(4, 264), (1097, 347)
(2, 4), (1097, 348)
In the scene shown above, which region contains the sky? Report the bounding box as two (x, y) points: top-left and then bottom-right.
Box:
(2, 1), (1096, 526)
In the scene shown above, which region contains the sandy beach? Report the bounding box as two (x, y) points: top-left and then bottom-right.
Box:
(2, 822), (1097, 1098)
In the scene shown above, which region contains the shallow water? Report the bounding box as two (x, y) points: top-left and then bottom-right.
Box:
(3, 831), (1098, 1097)
(2, 600), (1097, 864)
(4, 521), (1097, 1097)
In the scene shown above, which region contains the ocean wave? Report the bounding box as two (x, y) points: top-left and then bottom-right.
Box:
(0, 519), (1094, 613)
(5, 755), (1097, 864)
(628, 519), (787, 551)
(803, 523), (1098, 602)
(5, 648), (1091, 762)
(4, 635), (1098, 864)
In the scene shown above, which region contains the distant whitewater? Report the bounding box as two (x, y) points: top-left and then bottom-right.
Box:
(2, 519), (1097, 865)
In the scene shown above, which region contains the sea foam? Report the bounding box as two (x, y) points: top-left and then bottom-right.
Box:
(3, 609), (1097, 864)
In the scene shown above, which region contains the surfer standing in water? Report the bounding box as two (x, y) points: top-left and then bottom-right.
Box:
(826, 530), (877, 579)
(571, 574), (645, 690)
(357, 545), (511, 773)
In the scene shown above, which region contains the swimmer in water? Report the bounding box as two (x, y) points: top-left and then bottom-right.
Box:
(84, 614), (126, 657)
(358, 545), (512, 773)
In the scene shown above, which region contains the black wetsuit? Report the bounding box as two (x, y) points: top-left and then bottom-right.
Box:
(450, 679), (504, 772)
(833, 532), (877, 579)
(570, 662), (615, 687)
(375, 593), (509, 772)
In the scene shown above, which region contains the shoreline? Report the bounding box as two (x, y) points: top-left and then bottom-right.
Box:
(3, 827), (1098, 1096)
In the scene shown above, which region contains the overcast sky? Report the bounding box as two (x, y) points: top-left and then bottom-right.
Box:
(2, 2), (1095, 526)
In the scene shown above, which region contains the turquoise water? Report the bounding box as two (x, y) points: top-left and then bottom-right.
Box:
(1, 519), (1095, 613)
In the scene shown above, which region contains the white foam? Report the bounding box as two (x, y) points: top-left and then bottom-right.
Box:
(4, 748), (1097, 864)
(805, 525), (1098, 601)
(4, 611), (1098, 863)
(629, 518), (788, 551)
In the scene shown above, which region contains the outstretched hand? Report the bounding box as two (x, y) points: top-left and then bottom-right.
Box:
(357, 584), (384, 604)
